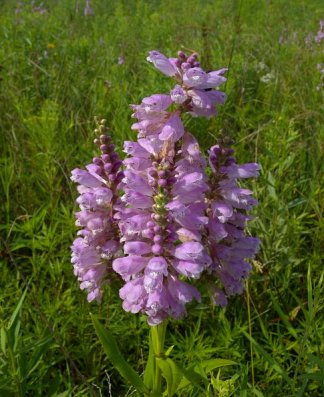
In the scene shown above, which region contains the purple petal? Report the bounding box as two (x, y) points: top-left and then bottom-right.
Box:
(220, 163), (260, 178)
(112, 255), (149, 278)
(122, 190), (153, 209)
(71, 168), (104, 188)
(211, 201), (233, 223)
(138, 138), (164, 156)
(183, 67), (208, 88)
(146, 257), (168, 275)
(167, 277), (201, 303)
(176, 227), (202, 242)
(193, 70), (227, 89)
(212, 288), (228, 307)
(170, 85), (188, 104)
(123, 170), (153, 196)
(172, 259), (205, 278)
(147, 50), (179, 76)
(124, 141), (150, 157)
(159, 113), (185, 142)
(124, 241), (152, 255)
(208, 218), (228, 242)
(174, 241), (206, 262)
(141, 94), (172, 111)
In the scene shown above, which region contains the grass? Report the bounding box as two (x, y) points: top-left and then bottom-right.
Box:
(0, 0), (323, 395)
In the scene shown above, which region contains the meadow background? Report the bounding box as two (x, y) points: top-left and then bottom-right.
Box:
(0, 0), (323, 395)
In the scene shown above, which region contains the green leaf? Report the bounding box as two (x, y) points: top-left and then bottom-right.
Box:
(7, 287), (28, 352)
(187, 360), (236, 395)
(307, 263), (314, 320)
(176, 364), (209, 392)
(199, 358), (237, 373)
(1, 328), (7, 355)
(25, 336), (52, 378)
(164, 345), (174, 357)
(156, 357), (183, 397)
(91, 314), (150, 395)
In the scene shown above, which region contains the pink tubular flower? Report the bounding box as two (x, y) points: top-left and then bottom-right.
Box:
(71, 123), (124, 302)
(147, 51), (180, 77)
(206, 144), (260, 303)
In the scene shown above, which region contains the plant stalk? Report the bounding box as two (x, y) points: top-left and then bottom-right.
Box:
(150, 321), (167, 396)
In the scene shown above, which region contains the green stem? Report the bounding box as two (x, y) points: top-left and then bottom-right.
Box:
(151, 321), (167, 396)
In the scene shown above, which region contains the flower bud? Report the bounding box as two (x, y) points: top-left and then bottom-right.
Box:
(152, 244), (163, 255)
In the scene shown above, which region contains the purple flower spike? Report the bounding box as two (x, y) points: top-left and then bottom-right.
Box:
(71, 50), (260, 325)
(114, 118), (210, 323)
(206, 143), (260, 303)
(70, 121), (123, 302)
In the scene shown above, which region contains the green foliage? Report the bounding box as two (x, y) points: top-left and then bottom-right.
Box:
(0, 288), (53, 396)
(0, 0), (323, 395)
(91, 315), (150, 395)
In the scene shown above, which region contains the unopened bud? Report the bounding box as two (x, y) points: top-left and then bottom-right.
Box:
(177, 51), (186, 60)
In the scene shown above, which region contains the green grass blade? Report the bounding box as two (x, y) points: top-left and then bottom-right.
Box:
(269, 293), (298, 339)
(26, 337), (52, 378)
(1, 328), (7, 355)
(242, 330), (292, 386)
(7, 287), (28, 352)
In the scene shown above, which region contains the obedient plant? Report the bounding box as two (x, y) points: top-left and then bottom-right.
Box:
(71, 50), (260, 395)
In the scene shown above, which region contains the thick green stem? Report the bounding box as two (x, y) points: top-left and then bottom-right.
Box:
(150, 321), (167, 396)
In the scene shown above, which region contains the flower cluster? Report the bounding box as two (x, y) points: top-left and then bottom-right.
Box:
(206, 144), (260, 306)
(147, 50), (227, 117)
(71, 50), (260, 324)
(71, 120), (124, 302)
(113, 131), (211, 325)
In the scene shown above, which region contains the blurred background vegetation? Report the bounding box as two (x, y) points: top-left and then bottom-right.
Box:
(0, 0), (323, 395)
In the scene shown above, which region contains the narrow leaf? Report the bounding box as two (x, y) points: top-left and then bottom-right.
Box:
(26, 337), (52, 378)
(242, 330), (292, 385)
(270, 293), (298, 339)
(200, 358), (237, 373)
(165, 345), (174, 357)
(156, 357), (183, 397)
(7, 287), (28, 352)
(91, 315), (150, 395)
(1, 328), (6, 355)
